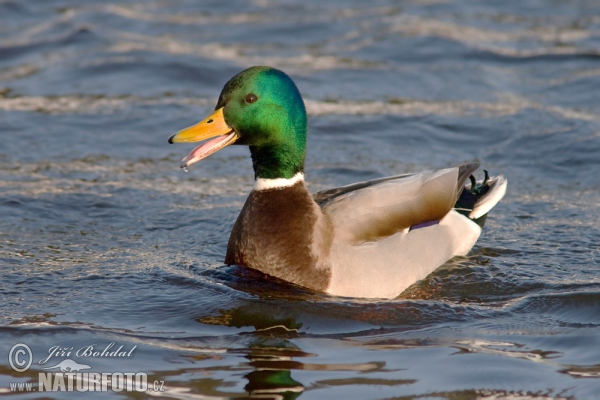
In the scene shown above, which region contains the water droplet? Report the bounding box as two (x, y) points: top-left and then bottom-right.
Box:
(182, 166), (189, 173)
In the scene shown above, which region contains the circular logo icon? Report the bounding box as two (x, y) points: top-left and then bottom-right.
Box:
(9, 343), (33, 372)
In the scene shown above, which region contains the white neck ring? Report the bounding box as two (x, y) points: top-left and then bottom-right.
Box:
(254, 172), (304, 191)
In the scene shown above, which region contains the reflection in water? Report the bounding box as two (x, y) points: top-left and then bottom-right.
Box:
(198, 304), (304, 333)
(201, 306), (306, 398)
(198, 309), (388, 399)
(193, 305), (599, 399)
(243, 341), (305, 400)
(201, 309), (308, 399)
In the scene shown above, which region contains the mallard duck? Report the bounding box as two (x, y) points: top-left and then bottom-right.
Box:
(168, 66), (507, 299)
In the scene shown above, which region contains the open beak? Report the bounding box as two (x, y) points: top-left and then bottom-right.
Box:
(168, 107), (239, 169)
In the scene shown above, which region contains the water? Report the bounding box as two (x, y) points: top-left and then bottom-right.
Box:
(1, 0), (599, 398)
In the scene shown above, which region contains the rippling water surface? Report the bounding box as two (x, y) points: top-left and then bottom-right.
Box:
(1, 0), (600, 398)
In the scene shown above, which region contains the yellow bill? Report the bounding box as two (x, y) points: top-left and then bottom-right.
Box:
(168, 107), (239, 169)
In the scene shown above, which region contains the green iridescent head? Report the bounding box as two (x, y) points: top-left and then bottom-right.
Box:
(169, 66), (307, 180)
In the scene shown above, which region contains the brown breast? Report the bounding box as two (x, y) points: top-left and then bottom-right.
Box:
(225, 181), (332, 291)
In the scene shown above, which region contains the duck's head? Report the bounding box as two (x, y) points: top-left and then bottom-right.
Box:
(168, 66), (307, 180)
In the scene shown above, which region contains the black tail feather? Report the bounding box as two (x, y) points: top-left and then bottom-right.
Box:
(454, 170), (492, 228)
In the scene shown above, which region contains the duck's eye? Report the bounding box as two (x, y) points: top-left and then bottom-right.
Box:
(245, 93), (257, 104)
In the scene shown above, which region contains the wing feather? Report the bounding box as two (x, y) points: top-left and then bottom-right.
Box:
(318, 165), (478, 244)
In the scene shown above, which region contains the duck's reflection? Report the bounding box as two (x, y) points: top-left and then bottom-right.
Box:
(200, 306), (305, 399)
(198, 306), (385, 399)
(243, 341), (305, 400)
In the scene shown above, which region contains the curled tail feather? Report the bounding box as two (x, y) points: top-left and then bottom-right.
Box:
(454, 170), (507, 228)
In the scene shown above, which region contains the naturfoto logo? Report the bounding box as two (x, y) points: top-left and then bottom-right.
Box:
(7, 342), (165, 394)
